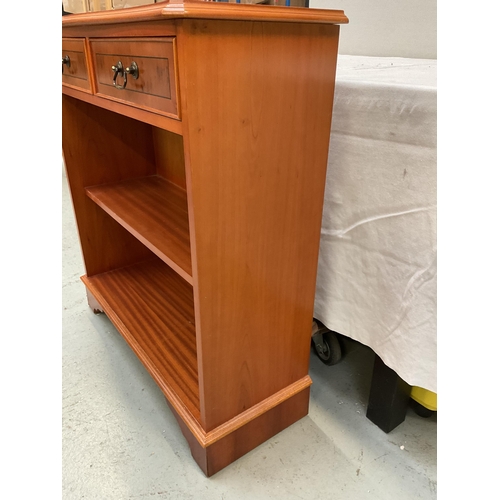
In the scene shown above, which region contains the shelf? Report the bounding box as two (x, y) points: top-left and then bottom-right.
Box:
(86, 176), (192, 284)
(81, 258), (200, 425)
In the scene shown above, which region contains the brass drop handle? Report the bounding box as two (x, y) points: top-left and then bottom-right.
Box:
(62, 55), (70, 73)
(112, 61), (139, 90)
(111, 61), (125, 89)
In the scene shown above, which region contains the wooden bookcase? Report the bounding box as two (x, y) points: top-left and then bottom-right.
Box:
(62, 0), (348, 476)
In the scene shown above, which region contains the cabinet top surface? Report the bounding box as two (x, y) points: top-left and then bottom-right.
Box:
(62, 0), (348, 27)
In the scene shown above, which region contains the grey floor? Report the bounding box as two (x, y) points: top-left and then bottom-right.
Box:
(62, 171), (437, 499)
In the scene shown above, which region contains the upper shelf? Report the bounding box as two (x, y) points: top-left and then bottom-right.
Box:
(86, 175), (192, 284)
(62, 0), (349, 27)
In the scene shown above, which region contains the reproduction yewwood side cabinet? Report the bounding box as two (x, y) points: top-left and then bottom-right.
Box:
(62, 0), (348, 476)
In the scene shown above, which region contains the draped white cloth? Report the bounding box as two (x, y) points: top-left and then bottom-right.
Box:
(314, 56), (437, 393)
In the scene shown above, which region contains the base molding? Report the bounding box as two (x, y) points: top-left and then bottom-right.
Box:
(167, 384), (311, 476)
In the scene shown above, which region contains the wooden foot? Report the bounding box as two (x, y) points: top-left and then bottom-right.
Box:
(86, 287), (103, 314)
(166, 384), (310, 476)
(366, 354), (411, 433)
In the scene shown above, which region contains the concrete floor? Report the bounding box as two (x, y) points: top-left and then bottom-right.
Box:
(62, 171), (437, 499)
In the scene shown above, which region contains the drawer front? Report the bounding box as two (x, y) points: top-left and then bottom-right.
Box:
(91, 38), (178, 118)
(62, 38), (91, 92)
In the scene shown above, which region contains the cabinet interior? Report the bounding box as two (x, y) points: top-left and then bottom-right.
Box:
(63, 95), (201, 425)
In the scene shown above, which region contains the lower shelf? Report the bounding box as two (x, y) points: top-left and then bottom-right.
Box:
(82, 257), (201, 425)
(82, 257), (313, 476)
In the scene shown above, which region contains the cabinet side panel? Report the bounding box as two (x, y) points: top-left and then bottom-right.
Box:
(178, 20), (340, 430)
(62, 95), (156, 276)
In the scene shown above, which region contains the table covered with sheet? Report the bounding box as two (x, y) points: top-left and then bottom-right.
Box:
(314, 55), (437, 393)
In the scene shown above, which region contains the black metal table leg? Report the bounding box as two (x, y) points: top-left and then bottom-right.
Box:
(366, 354), (411, 433)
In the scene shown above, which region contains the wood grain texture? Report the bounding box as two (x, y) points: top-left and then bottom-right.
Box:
(86, 175), (192, 283)
(91, 38), (178, 118)
(61, 0), (348, 26)
(82, 258), (200, 423)
(62, 37), (91, 92)
(62, 86), (183, 135)
(177, 19), (340, 430)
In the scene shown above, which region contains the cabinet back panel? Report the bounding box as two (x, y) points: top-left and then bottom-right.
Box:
(153, 127), (187, 190)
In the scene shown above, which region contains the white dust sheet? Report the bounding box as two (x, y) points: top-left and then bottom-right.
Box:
(314, 56), (437, 393)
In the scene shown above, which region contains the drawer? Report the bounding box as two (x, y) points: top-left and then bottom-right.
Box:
(62, 38), (91, 92)
(91, 38), (178, 119)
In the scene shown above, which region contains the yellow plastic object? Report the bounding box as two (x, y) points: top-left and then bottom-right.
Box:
(410, 386), (437, 411)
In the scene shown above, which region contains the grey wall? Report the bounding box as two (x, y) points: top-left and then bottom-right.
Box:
(310, 0), (437, 59)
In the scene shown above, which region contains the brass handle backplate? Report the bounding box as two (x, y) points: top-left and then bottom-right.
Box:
(62, 55), (70, 74)
(125, 62), (139, 80)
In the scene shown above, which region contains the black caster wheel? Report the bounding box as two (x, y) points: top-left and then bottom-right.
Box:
(313, 330), (342, 366)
